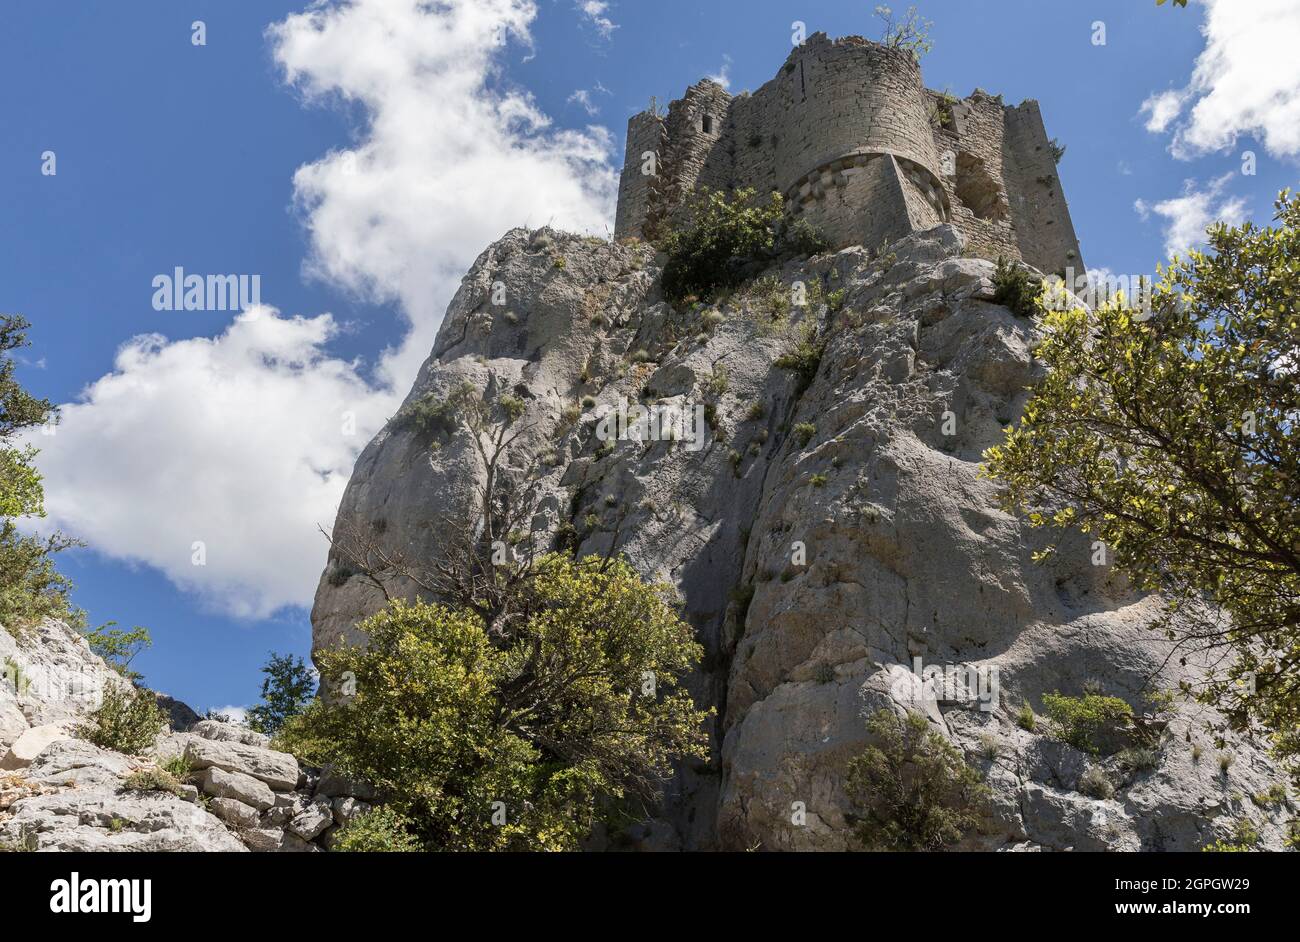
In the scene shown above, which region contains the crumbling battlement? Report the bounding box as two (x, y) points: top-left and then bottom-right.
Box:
(614, 32), (1084, 276)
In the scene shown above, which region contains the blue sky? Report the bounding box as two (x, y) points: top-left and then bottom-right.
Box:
(1, 0), (1295, 715)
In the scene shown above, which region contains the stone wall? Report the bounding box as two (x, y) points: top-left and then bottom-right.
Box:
(614, 33), (1084, 275)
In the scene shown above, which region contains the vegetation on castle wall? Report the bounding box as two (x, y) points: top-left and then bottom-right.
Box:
(280, 553), (710, 851)
(991, 256), (1041, 319)
(659, 188), (828, 308)
(985, 191), (1300, 784)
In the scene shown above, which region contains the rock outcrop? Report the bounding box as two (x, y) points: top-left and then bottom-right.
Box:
(312, 223), (1294, 851)
(1, 621), (367, 853)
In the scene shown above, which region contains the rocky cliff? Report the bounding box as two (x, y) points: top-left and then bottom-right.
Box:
(1, 619), (367, 851)
(312, 223), (1291, 851)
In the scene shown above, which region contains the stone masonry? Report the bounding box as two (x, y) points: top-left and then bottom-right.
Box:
(615, 33), (1084, 276)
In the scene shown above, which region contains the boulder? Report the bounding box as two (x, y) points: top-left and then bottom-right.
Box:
(183, 737), (299, 791)
(240, 827), (285, 852)
(0, 740), (245, 852)
(0, 724), (71, 771)
(207, 796), (261, 829)
(191, 719), (270, 749)
(196, 766), (275, 811)
(288, 797), (334, 840)
(332, 796), (370, 826)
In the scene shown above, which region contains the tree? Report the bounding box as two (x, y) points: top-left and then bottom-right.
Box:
(328, 380), (552, 639)
(83, 622), (152, 682)
(0, 315), (80, 634)
(1156, 0), (1189, 8)
(845, 710), (989, 851)
(246, 652), (317, 735)
(280, 553), (710, 851)
(874, 5), (934, 61)
(984, 191), (1300, 777)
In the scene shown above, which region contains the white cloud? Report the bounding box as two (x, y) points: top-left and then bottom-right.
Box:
(32, 0), (618, 619)
(1134, 173), (1249, 259)
(1141, 0), (1300, 159)
(707, 54), (733, 90)
(210, 705), (249, 725)
(270, 0), (617, 382)
(30, 309), (392, 619)
(577, 1), (617, 40)
(567, 82), (610, 116)
(1138, 88), (1190, 134)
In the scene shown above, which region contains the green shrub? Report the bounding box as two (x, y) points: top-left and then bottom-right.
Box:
(391, 391), (460, 439)
(792, 423), (816, 448)
(1016, 702), (1037, 732)
(773, 321), (824, 395)
(1202, 819), (1260, 853)
(1041, 692), (1133, 755)
(284, 555), (708, 851)
(161, 753), (192, 780)
(0, 523), (82, 636)
(77, 685), (168, 755)
(991, 256), (1041, 319)
(845, 710), (989, 851)
(659, 188), (827, 307)
(332, 806), (422, 853)
(1252, 784), (1287, 807)
(809, 473), (828, 488)
(122, 766), (184, 796)
(661, 188), (781, 305)
(1078, 766), (1114, 799)
(1116, 747), (1160, 775)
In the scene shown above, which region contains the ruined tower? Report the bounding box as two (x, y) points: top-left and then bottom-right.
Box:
(615, 33), (1084, 276)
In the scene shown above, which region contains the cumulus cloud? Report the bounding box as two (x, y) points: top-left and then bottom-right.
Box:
(31, 310), (391, 619)
(1140, 0), (1300, 159)
(270, 0), (617, 380)
(31, 0), (617, 618)
(1134, 174), (1249, 259)
(576, 1), (617, 40)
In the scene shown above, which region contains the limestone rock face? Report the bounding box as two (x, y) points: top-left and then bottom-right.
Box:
(0, 740), (247, 852)
(0, 619), (122, 750)
(312, 225), (1292, 851)
(182, 737), (300, 792)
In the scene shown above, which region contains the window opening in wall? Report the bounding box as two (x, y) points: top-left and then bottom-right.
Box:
(799, 60), (806, 101)
(702, 114), (713, 134)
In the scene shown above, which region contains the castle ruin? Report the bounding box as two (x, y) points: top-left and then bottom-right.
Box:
(615, 33), (1084, 276)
